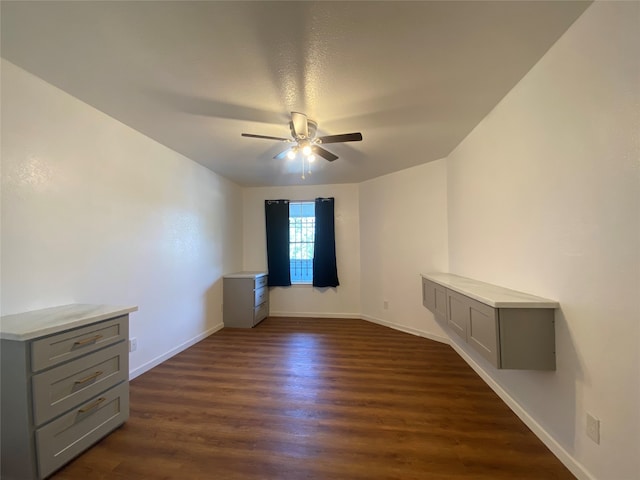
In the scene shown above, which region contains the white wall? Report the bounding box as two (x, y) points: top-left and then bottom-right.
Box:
(243, 184), (360, 317)
(446, 3), (639, 479)
(3, 3), (638, 477)
(359, 160), (449, 341)
(1, 60), (244, 376)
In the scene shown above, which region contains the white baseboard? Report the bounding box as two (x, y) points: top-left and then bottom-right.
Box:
(268, 311), (361, 319)
(128, 322), (224, 380)
(127, 314), (593, 480)
(268, 311), (450, 349)
(361, 314), (450, 344)
(360, 315), (594, 480)
(447, 339), (595, 480)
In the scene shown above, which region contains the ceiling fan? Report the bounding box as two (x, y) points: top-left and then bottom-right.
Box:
(241, 112), (363, 163)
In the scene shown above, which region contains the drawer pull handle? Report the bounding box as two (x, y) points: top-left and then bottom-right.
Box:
(74, 371), (104, 385)
(74, 334), (103, 346)
(79, 397), (106, 413)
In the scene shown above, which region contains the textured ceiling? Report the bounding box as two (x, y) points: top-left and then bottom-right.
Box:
(1, 1), (591, 186)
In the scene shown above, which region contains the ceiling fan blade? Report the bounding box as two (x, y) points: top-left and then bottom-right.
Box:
(317, 132), (363, 144)
(313, 146), (339, 162)
(291, 111), (309, 139)
(242, 133), (290, 141)
(274, 147), (294, 160)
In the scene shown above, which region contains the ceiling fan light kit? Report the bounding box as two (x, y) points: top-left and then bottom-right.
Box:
(242, 112), (363, 179)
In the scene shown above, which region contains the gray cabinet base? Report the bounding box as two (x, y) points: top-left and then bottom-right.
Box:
(223, 273), (269, 328)
(1, 313), (130, 479)
(421, 275), (556, 370)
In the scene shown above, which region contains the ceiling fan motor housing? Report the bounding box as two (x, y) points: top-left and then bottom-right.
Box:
(290, 119), (317, 140)
(242, 111), (362, 163)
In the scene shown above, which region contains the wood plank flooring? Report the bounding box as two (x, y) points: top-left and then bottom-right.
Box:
(52, 317), (574, 479)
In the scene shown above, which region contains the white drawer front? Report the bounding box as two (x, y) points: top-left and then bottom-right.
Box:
(32, 341), (128, 426)
(254, 287), (268, 307)
(255, 275), (268, 289)
(31, 316), (128, 372)
(35, 382), (129, 479)
(254, 301), (269, 325)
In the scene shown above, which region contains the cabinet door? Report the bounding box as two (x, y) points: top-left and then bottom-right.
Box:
(433, 284), (448, 320)
(467, 299), (500, 367)
(446, 290), (468, 340)
(422, 278), (447, 321)
(422, 278), (435, 311)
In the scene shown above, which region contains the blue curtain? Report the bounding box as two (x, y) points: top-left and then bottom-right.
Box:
(265, 200), (291, 287)
(313, 197), (339, 287)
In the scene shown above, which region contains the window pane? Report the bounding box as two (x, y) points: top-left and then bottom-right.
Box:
(289, 201), (315, 283)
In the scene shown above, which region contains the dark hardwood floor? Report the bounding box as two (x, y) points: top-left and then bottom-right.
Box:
(52, 317), (574, 479)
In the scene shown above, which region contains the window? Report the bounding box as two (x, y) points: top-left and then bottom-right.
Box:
(265, 197), (338, 288)
(289, 201), (315, 283)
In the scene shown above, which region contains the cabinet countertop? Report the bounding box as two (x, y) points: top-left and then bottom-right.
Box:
(421, 273), (559, 309)
(0, 304), (138, 341)
(223, 271), (267, 279)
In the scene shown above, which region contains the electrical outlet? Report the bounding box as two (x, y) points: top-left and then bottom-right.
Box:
(383, 300), (389, 310)
(586, 413), (600, 444)
(129, 337), (138, 353)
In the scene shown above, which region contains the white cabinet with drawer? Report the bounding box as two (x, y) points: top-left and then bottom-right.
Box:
(421, 273), (558, 370)
(1, 304), (137, 480)
(223, 272), (269, 328)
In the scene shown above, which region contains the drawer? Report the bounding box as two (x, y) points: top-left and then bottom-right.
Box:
(35, 382), (129, 479)
(254, 287), (268, 307)
(255, 275), (268, 289)
(32, 341), (128, 426)
(31, 316), (128, 372)
(253, 301), (269, 326)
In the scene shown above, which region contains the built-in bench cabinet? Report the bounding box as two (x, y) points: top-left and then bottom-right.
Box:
(1, 304), (137, 480)
(421, 273), (558, 370)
